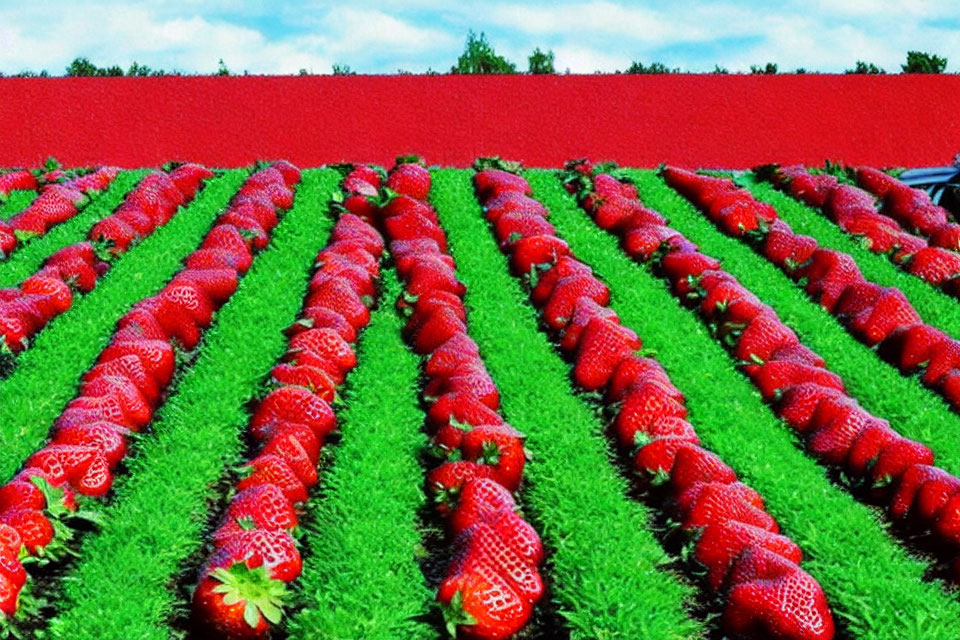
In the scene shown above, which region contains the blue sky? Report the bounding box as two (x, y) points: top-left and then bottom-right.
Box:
(1, 1), (958, 74)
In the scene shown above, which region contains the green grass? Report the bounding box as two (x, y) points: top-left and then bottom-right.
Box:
(739, 174), (960, 339)
(625, 169), (960, 477)
(525, 169), (960, 640)
(47, 169), (343, 640)
(0, 171), (147, 287)
(288, 269), (436, 640)
(0, 170), (247, 483)
(432, 169), (703, 640)
(0, 190), (37, 221)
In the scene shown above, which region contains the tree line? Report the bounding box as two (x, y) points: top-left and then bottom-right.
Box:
(1, 32), (950, 77)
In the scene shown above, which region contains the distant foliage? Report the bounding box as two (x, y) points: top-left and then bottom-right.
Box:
(712, 65), (729, 74)
(625, 61), (678, 74)
(750, 62), (778, 74)
(65, 57), (124, 77)
(216, 58), (230, 76)
(528, 48), (555, 74)
(846, 61), (885, 74)
(332, 64), (356, 76)
(451, 31), (517, 74)
(902, 51), (947, 73)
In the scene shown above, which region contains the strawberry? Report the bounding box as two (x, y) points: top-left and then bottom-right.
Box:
(855, 167), (900, 199)
(201, 225), (254, 274)
(797, 249), (864, 312)
(251, 386), (336, 441)
(0, 571), (19, 617)
(379, 194), (438, 224)
(261, 426), (320, 486)
(905, 247), (960, 285)
(230, 196), (279, 231)
(51, 421), (129, 467)
(475, 169), (531, 200)
(694, 520), (803, 591)
(494, 212), (555, 248)
(329, 214), (384, 254)
(763, 230), (818, 269)
(218, 213), (269, 250)
(294, 308), (357, 343)
(921, 338), (960, 385)
(206, 528), (301, 583)
(870, 438), (934, 486)
(807, 406), (876, 465)
(186, 248), (250, 272)
(461, 426), (525, 491)
(78, 374), (153, 428)
(0, 222), (16, 257)
(305, 275), (371, 330)
(483, 193), (548, 224)
(409, 306), (467, 354)
(438, 562), (530, 640)
(161, 281), (215, 327)
(387, 163), (431, 200)
(509, 235), (569, 275)
(449, 477), (516, 535)
(288, 327), (356, 375)
(172, 268), (239, 304)
(169, 163), (214, 199)
(543, 274), (609, 330)
(193, 565), (285, 640)
(0, 508), (54, 556)
(669, 444), (736, 492)
(660, 251), (720, 288)
(448, 522), (542, 604)
(21, 274), (72, 314)
(734, 315), (798, 363)
(661, 166), (736, 208)
(89, 217), (139, 254)
(724, 547), (834, 640)
(236, 454), (309, 503)
(605, 355), (674, 402)
(219, 485), (298, 539)
(425, 334), (481, 379)
(935, 494), (960, 545)
(614, 384), (689, 448)
(572, 316), (640, 390)
(270, 160), (301, 188)
(384, 211), (447, 252)
(677, 482), (776, 532)
(427, 392), (504, 432)
(98, 338), (175, 386)
(405, 262), (465, 299)
(0, 312), (30, 352)
(427, 461), (494, 514)
(751, 361), (844, 401)
(929, 224), (960, 251)
(878, 323), (948, 371)
(269, 364), (337, 402)
(0, 543), (25, 589)
(633, 435), (701, 474)
(886, 183), (931, 220)
(890, 465), (960, 521)
(850, 288), (921, 345)
(559, 296), (619, 353)
(834, 282), (884, 319)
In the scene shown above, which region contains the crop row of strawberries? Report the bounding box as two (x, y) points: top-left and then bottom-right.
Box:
(633, 166), (960, 584)
(766, 166), (960, 294)
(191, 197), (386, 638)
(0, 162), (300, 621)
(470, 161), (833, 640)
(675, 169), (960, 413)
(0, 164), (213, 358)
(359, 158), (543, 640)
(0, 170), (37, 200)
(0, 166), (119, 259)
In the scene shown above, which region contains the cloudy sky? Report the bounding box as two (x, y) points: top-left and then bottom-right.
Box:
(1, 0), (958, 75)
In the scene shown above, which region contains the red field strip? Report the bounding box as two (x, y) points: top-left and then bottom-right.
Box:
(191, 203), (385, 637)
(0, 165), (213, 357)
(2, 75), (960, 169)
(372, 159), (544, 640)
(475, 164), (834, 640)
(669, 168), (960, 413)
(0, 167), (118, 259)
(0, 162), (299, 620)
(579, 163), (960, 585)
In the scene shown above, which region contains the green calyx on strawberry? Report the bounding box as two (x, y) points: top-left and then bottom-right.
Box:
(440, 590), (477, 637)
(194, 564), (287, 638)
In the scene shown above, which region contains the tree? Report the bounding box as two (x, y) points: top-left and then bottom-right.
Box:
(845, 60), (885, 74)
(528, 47), (555, 74)
(712, 65), (729, 74)
(625, 61), (676, 74)
(451, 31), (517, 74)
(216, 58), (230, 76)
(332, 64), (355, 75)
(902, 51), (947, 73)
(750, 62), (778, 74)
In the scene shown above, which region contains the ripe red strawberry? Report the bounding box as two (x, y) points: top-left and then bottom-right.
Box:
(494, 212), (555, 248)
(661, 166), (736, 208)
(438, 562), (530, 640)
(288, 327), (356, 375)
(201, 225), (254, 274)
(878, 323), (947, 371)
(192, 564), (285, 640)
(850, 288), (921, 345)
(509, 235), (570, 275)
(905, 247), (960, 285)
(614, 384), (689, 448)
(475, 169), (531, 200)
(751, 361), (844, 401)
(186, 248), (249, 272)
(707, 190), (764, 235)
(220, 485), (298, 539)
(855, 167), (899, 199)
(573, 316), (640, 390)
(172, 268), (239, 304)
(387, 163), (431, 200)
(449, 477), (517, 535)
(921, 338), (960, 385)
(206, 528), (301, 583)
(261, 427), (320, 486)
(694, 520), (803, 591)
(427, 392), (505, 432)
(251, 386), (336, 441)
(0, 543), (25, 589)
(669, 444), (736, 492)
(427, 461), (494, 515)
(798, 249), (864, 312)
(484, 507), (543, 566)
(559, 297), (618, 353)
(483, 193), (548, 224)
(661, 251), (721, 287)
(935, 493), (960, 545)
(219, 213), (269, 250)
(763, 230), (818, 269)
(169, 163), (214, 199)
(236, 454), (309, 503)
(161, 281), (215, 327)
(0, 312), (31, 352)
(870, 437), (934, 486)
(51, 421), (129, 467)
(0, 222), (16, 257)
(724, 547), (834, 640)
(633, 435), (701, 474)
(98, 338), (175, 386)
(734, 315), (799, 363)
(425, 334), (480, 379)
(543, 274), (609, 331)
(807, 406), (875, 465)
(384, 211), (447, 252)
(329, 214), (384, 254)
(409, 307), (467, 354)
(293, 308), (357, 343)
(844, 421), (898, 477)
(605, 355), (672, 402)
(0, 508), (54, 555)
(448, 522), (542, 604)
(461, 426), (525, 491)
(379, 193), (438, 224)
(269, 160), (301, 188)
(890, 465), (960, 521)
(305, 275), (371, 330)
(677, 482), (776, 532)
(230, 196), (279, 231)
(269, 364), (337, 402)
(929, 224), (960, 251)
(21, 274), (72, 314)
(79, 374), (153, 428)
(0, 570), (22, 617)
